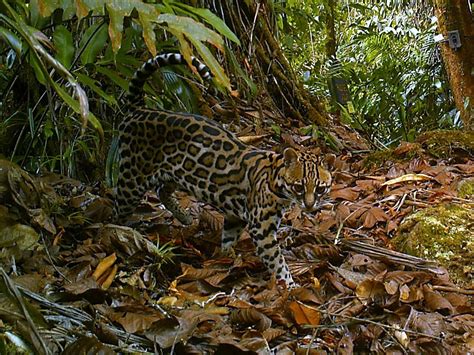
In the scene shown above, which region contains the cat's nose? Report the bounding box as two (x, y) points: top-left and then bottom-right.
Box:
(304, 194), (316, 210)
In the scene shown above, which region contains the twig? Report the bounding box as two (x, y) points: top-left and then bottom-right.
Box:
(313, 309), (443, 341)
(432, 285), (474, 295)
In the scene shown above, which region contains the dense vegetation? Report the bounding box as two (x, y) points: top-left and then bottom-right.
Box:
(0, 2), (472, 353)
(279, 1), (456, 145)
(0, 0), (459, 179)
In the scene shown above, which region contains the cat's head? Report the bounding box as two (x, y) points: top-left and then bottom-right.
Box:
(280, 148), (333, 211)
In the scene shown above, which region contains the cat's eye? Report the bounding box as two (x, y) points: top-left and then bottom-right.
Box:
(315, 185), (328, 194)
(292, 184), (304, 194)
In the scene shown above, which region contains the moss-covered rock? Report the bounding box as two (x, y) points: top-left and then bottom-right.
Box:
(457, 178), (474, 199)
(416, 130), (474, 159)
(363, 142), (424, 168)
(393, 204), (473, 285)
(364, 130), (474, 168)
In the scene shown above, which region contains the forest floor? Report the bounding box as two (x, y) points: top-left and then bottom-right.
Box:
(0, 121), (473, 354)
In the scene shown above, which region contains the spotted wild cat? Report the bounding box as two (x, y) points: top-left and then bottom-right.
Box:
(115, 53), (332, 287)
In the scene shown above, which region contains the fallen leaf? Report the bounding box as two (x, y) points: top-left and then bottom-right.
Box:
(288, 301), (320, 326)
(230, 308), (271, 331)
(330, 187), (360, 201)
(423, 285), (453, 315)
(238, 134), (269, 145)
(381, 173), (432, 186)
(92, 253), (117, 280)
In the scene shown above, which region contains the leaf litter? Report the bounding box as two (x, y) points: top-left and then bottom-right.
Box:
(0, 126), (472, 354)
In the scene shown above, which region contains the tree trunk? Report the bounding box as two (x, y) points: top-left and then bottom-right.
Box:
(324, 0), (337, 59)
(208, 0), (328, 126)
(434, 1), (474, 129)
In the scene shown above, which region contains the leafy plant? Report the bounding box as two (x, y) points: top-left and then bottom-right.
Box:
(278, 0), (456, 145)
(0, 0), (236, 180)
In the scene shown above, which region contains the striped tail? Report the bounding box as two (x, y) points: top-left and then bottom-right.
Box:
(125, 53), (212, 106)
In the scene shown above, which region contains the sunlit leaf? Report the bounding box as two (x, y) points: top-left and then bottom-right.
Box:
(106, 1), (158, 54)
(158, 13), (224, 51)
(171, 2), (240, 44)
(138, 11), (157, 56)
(157, 13), (230, 89)
(0, 27), (22, 55)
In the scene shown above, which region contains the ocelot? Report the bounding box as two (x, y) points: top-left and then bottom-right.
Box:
(115, 53), (332, 287)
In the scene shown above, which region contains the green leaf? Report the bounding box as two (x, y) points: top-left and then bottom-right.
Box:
(158, 13), (230, 89)
(105, 3), (131, 54)
(158, 13), (224, 51)
(0, 27), (22, 55)
(105, 1), (158, 54)
(190, 37), (230, 89)
(170, 2), (240, 45)
(29, 53), (47, 85)
(96, 66), (128, 91)
(271, 124), (281, 136)
(76, 72), (117, 105)
(79, 21), (108, 65)
(53, 25), (74, 69)
(226, 47), (256, 96)
(54, 83), (104, 138)
(138, 10), (157, 56)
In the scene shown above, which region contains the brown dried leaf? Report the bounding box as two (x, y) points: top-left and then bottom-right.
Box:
(339, 300), (365, 319)
(422, 285), (453, 315)
(384, 280), (399, 295)
(433, 170), (454, 185)
(288, 301), (320, 326)
(355, 279), (387, 306)
(108, 309), (164, 333)
(262, 328), (286, 342)
(362, 207), (389, 228)
(326, 272), (352, 294)
(181, 263), (227, 281)
(63, 277), (100, 295)
(381, 173), (431, 186)
(144, 317), (196, 348)
(330, 187), (360, 201)
(408, 338), (451, 355)
(384, 271), (429, 286)
(99, 264), (117, 290)
(290, 287), (323, 304)
(199, 208), (223, 232)
(227, 299), (253, 309)
(355, 179), (381, 191)
(230, 308), (271, 331)
(332, 266), (367, 289)
(446, 314), (474, 334)
(400, 285), (424, 303)
(335, 204), (351, 223)
(92, 253), (117, 281)
(94, 224), (162, 257)
(409, 311), (447, 337)
(238, 134), (270, 145)
(443, 293), (472, 314)
(62, 336), (115, 355)
(336, 333), (354, 355)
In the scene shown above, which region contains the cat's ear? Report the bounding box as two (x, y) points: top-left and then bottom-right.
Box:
(283, 148), (299, 167)
(322, 153), (336, 169)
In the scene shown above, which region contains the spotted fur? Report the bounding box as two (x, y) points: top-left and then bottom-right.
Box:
(115, 53), (332, 287)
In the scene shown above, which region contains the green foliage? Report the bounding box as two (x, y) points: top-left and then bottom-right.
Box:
(0, 0), (233, 180)
(279, 0), (456, 145)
